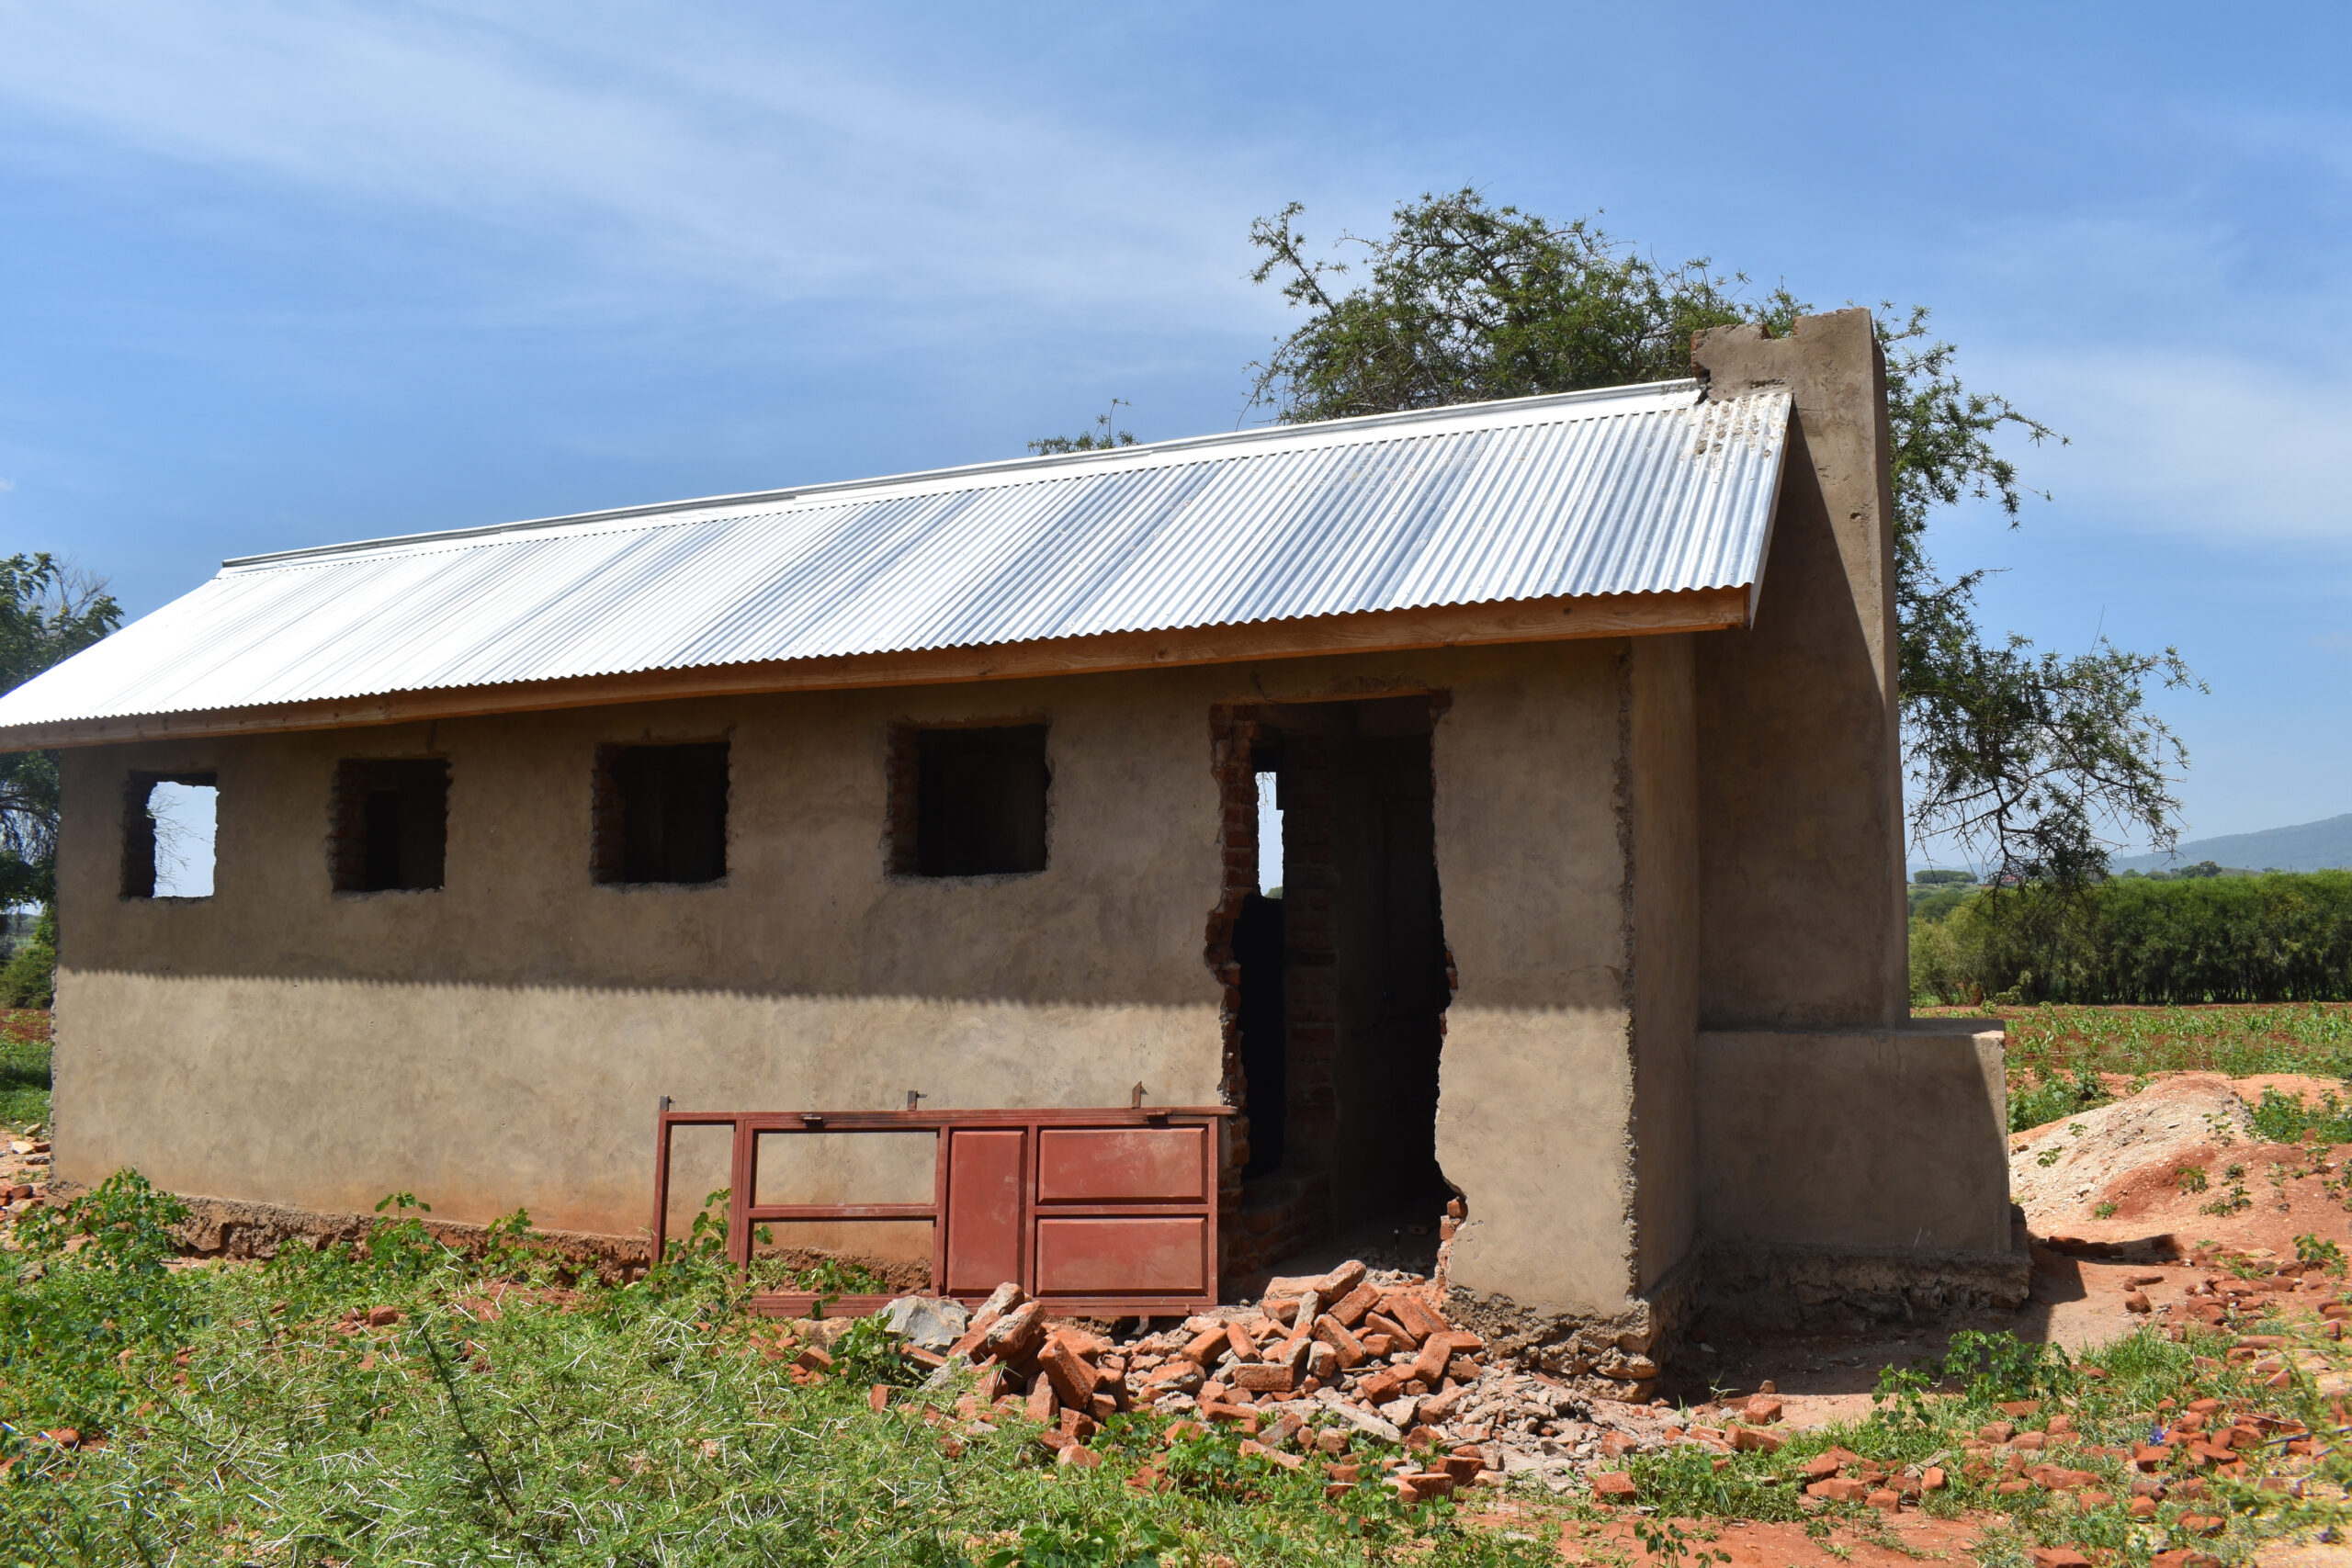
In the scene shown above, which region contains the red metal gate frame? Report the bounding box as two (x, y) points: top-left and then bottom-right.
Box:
(650, 1101), (1231, 1317)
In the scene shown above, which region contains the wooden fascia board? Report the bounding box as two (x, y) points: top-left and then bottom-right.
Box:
(0, 585), (1748, 750)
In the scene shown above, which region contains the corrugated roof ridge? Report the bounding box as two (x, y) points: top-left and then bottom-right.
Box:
(220, 378), (1706, 573)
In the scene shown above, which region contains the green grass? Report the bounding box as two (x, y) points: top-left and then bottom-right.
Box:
(6, 1175), (2348, 1566)
(1619, 1323), (2348, 1563)
(1920, 1003), (2352, 1132)
(0, 1008), (50, 1132)
(0, 1176), (1546, 1567)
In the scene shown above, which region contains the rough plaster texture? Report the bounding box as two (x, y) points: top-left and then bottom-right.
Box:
(1694, 1019), (2013, 1255)
(1630, 635), (1699, 1292)
(1690, 310), (1909, 1030)
(57, 641), (1641, 1304)
(1432, 644), (1641, 1319)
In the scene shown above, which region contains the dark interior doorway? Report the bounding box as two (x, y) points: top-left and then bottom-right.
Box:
(1227, 694), (1452, 1265)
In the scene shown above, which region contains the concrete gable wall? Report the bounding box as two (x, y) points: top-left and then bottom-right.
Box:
(1691, 309), (1909, 1030)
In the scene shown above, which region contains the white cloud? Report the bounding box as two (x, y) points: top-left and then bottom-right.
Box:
(1981, 348), (2352, 544)
(0, 2), (1295, 323)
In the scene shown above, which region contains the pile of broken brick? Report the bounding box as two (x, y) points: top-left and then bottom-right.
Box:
(784, 1257), (1677, 1503)
(1, 1133), (49, 1214)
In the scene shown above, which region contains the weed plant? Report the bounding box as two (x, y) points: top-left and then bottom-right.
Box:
(2004, 1002), (2352, 1080)
(0, 1176), (1548, 1567)
(1616, 1326), (2344, 1562)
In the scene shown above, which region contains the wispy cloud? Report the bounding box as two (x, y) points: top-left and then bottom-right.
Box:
(1983, 348), (2352, 544)
(0, 2), (1289, 322)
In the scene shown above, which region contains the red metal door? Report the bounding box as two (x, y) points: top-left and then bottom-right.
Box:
(650, 1101), (1227, 1317)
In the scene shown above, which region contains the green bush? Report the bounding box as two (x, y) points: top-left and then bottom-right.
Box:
(1911, 871), (2352, 1005)
(0, 907), (55, 1008)
(2007, 1067), (2112, 1132)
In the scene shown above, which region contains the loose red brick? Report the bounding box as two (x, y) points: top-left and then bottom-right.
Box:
(1310, 1314), (1369, 1368)
(1329, 1282), (1381, 1327)
(1231, 1363), (1295, 1394)
(1806, 1478), (1868, 1503)
(1732, 1426), (1784, 1454)
(1038, 1338), (1096, 1410)
(1198, 1401), (1260, 1433)
(794, 1346), (834, 1374)
(867, 1384), (889, 1413)
(2028, 1551), (2091, 1568)
(1866, 1489), (1900, 1512)
(1312, 1259), (1369, 1298)
(1408, 1337), (1453, 1385)
(366, 1306), (401, 1328)
(1182, 1326), (1229, 1365)
(981, 1302), (1048, 1364)
(1056, 1444), (1101, 1469)
(1238, 1438), (1305, 1471)
(1386, 1292), (1450, 1343)
(1025, 1380), (1058, 1425)
(1399, 1470), (1453, 1501)
(1363, 1310), (1416, 1348)
(1590, 1472), (1639, 1502)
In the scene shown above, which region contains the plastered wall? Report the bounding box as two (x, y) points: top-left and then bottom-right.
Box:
(1430, 645), (1647, 1318)
(1690, 310), (1910, 1030)
(1629, 635), (1699, 1292)
(56, 640), (1652, 1311)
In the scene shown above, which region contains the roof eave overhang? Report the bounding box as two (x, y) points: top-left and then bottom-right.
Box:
(0, 585), (1750, 751)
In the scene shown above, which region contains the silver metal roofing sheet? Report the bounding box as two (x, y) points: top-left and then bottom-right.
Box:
(0, 379), (1788, 728)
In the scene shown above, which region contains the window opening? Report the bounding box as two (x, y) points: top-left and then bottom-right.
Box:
(1256, 768), (1283, 897)
(331, 758), (448, 892)
(123, 773), (219, 898)
(594, 742), (729, 885)
(889, 724), (1048, 877)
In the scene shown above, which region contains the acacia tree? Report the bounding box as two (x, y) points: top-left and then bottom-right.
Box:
(0, 554), (121, 908)
(1244, 189), (2198, 886)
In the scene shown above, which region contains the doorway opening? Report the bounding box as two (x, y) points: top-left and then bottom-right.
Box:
(1210, 694), (1454, 1276)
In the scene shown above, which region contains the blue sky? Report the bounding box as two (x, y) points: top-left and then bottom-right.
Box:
(1, 1), (2346, 859)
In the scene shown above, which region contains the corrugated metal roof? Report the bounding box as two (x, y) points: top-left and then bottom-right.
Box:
(0, 379), (1788, 730)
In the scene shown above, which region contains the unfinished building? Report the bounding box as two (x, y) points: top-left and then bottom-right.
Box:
(0, 310), (2020, 1394)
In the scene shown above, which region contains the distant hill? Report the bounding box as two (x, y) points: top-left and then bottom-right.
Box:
(2114, 813), (2352, 874)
